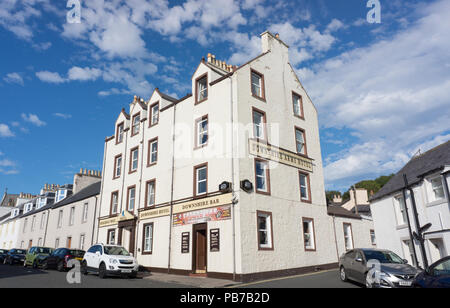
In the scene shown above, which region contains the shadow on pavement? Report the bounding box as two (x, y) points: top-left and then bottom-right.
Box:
(0, 264), (50, 279)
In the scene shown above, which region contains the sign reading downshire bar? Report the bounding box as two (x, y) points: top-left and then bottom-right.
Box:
(172, 193), (232, 214)
(248, 139), (313, 172)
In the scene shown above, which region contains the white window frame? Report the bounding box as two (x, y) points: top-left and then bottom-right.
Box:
(57, 210), (63, 228)
(253, 110), (265, 140)
(115, 155), (122, 178)
(149, 140), (158, 164)
(143, 224), (153, 253)
(343, 223), (354, 251)
(257, 212), (273, 250)
(151, 104), (159, 126)
(255, 160), (269, 193)
(128, 187), (136, 211)
(302, 218), (315, 251)
(132, 113), (140, 135)
(394, 195), (408, 226)
(251, 71), (263, 98)
(146, 181), (155, 207)
(82, 202), (88, 223)
(69, 207), (75, 226)
(131, 148), (138, 172)
(197, 117), (208, 147)
(427, 175), (445, 203)
(195, 166), (207, 196)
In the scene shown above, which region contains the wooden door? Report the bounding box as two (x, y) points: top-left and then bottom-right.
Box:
(193, 223), (207, 273)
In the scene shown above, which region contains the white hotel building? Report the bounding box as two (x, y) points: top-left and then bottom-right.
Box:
(97, 32), (362, 282)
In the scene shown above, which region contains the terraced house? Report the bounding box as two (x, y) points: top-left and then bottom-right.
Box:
(97, 31), (355, 282)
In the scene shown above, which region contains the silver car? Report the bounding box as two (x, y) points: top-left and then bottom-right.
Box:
(339, 248), (418, 288)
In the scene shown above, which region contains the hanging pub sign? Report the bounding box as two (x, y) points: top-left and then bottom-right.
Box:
(173, 205), (231, 227)
(210, 229), (220, 252)
(181, 232), (190, 254)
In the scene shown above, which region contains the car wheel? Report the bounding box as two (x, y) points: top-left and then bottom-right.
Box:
(340, 266), (348, 282)
(57, 261), (65, 272)
(81, 261), (88, 275)
(32, 260), (38, 269)
(23, 260), (27, 267)
(98, 263), (107, 279)
(41, 260), (48, 270)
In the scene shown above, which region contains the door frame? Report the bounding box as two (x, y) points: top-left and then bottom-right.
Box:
(118, 218), (137, 255)
(192, 223), (207, 274)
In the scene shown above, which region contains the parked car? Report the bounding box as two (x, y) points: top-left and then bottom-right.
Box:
(41, 248), (85, 271)
(413, 256), (450, 288)
(0, 249), (9, 263)
(24, 247), (54, 268)
(3, 249), (27, 265)
(81, 244), (139, 279)
(339, 248), (418, 288)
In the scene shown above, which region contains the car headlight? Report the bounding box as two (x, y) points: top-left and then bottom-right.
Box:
(110, 259), (118, 264)
(380, 271), (390, 278)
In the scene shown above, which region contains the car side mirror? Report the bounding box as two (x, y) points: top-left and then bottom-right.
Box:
(402, 259), (408, 264)
(356, 257), (363, 263)
(95, 251), (101, 256)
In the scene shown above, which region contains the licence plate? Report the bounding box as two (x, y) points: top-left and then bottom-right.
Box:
(122, 269), (132, 273)
(75, 257), (82, 261)
(399, 281), (412, 286)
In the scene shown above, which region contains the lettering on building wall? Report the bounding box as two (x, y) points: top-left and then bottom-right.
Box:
(173, 206), (231, 227)
(181, 232), (190, 253)
(210, 229), (220, 252)
(139, 206), (171, 221)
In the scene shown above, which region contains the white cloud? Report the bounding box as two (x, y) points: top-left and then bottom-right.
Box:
(3, 72), (24, 85)
(300, 0), (450, 183)
(326, 19), (346, 33)
(21, 113), (46, 127)
(68, 66), (102, 81)
(35, 71), (66, 83)
(0, 124), (14, 137)
(53, 113), (72, 119)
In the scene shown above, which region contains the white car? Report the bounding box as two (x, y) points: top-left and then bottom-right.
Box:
(81, 244), (139, 279)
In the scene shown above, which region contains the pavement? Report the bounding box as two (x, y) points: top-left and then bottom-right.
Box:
(0, 263), (361, 288)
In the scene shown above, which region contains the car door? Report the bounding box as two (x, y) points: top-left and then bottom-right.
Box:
(47, 249), (58, 267)
(344, 250), (356, 279)
(431, 258), (450, 288)
(352, 251), (367, 284)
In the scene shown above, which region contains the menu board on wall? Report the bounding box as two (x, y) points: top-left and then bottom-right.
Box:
(181, 232), (190, 254)
(210, 229), (220, 252)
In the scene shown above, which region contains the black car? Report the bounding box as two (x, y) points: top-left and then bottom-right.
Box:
(41, 248), (85, 271)
(3, 249), (27, 265)
(0, 249), (9, 263)
(413, 256), (450, 288)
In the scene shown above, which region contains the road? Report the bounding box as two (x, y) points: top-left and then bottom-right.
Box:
(0, 263), (191, 288)
(231, 269), (362, 288)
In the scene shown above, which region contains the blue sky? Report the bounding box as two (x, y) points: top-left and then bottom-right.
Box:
(0, 0), (449, 196)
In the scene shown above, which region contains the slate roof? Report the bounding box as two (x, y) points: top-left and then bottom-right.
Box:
(351, 204), (372, 215)
(327, 205), (361, 219)
(0, 193), (19, 207)
(52, 181), (101, 209)
(370, 140), (450, 202)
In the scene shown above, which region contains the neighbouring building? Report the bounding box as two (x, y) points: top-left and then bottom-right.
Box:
(370, 140), (450, 268)
(97, 31), (373, 282)
(340, 187), (372, 217)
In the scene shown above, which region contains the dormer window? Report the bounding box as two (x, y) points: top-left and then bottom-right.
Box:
(56, 190), (66, 202)
(116, 122), (124, 144)
(292, 92), (304, 119)
(131, 113), (140, 136)
(195, 74), (208, 104)
(149, 102), (159, 127)
(251, 69), (265, 100)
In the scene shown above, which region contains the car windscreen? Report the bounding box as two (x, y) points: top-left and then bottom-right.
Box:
(16, 250), (27, 254)
(69, 250), (85, 258)
(103, 246), (130, 256)
(36, 248), (52, 254)
(0, 250), (7, 254)
(363, 250), (404, 264)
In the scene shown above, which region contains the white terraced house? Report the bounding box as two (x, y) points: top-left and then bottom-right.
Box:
(97, 31), (373, 282)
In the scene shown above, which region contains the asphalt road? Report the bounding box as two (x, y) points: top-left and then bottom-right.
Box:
(232, 269), (362, 288)
(0, 263), (191, 288)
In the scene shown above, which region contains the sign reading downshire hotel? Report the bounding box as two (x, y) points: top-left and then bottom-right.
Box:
(249, 139), (313, 172)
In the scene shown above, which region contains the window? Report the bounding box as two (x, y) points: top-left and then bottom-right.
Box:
(107, 229), (116, 245)
(295, 127), (307, 156)
(196, 115), (208, 148)
(255, 159), (270, 195)
(142, 223), (153, 254)
(429, 176), (445, 202)
(145, 180), (156, 208)
(257, 211), (273, 250)
(370, 230), (376, 246)
(251, 69), (265, 99)
(110, 191), (119, 215)
(31, 216), (36, 232)
(131, 113), (140, 136)
(69, 207), (75, 226)
(299, 172), (311, 203)
(67, 237), (72, 248)
(252, 108), (267, 140)
(57, 210), (63, 228)
(394, 195), (408, 225)
(114, 155), (122, 179)
(147, 138), (158, 166)
(127, 186), (136, 212)
(116, 122), (124, 144)
(55, 238), (60, 248)
(303, 218), (316, 251)
(40, 212), (46, 230)
(343, 223), (354, 251)
(194, 164), (208, 197)
(149, 102), (159, 126)
(82, 203), (88, 223)
(129, 147), (139, 173)
(292, 92), (304, 118)
(196, 74), (208, 104)
(79, 234), (85, 250)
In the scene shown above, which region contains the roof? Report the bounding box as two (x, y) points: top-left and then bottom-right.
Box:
(0, 193), (19, 207)
(327, 205), (361, 219)
(156, 88), (178, 103)
(52, 181), (101, 209)
(370, 140), (450, 201)
(351, 204), (371, 214)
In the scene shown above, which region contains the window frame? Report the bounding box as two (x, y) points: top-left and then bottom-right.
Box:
(427, 175), (445, 203)
(113, 154), (122, 179)
(370, 229), (376, 246)
(252, 107), (268, 142)
(294, 126), (308, 157)
(195, 73), (208, 105)
(107, 229), (116, 245)
(149, 102), (160, 127)
(343, 223), (354, 251)
(131, 112), (141, 136)
(250, 69), (266, 101)
(302, 217), (316, 252)
(110, 191), (119, 216)
(193, 163), (208, 198)
(129, 146), (139, 174)
(145, 179), (156, 209)
(256, 210), (274, 251)
(394, 194), (408, 226)
(57, 210), (63, 228)
(254, 158), (271, 195)
(116, 122), (124, 144)
(299, 171), (312, 203)
(69, 206), (75, 226)
(292, 91), (305, 119)
(147, 137), (158, 167)
(142, 223), (154, 255)
(82, 202), (89, 223)
(195, 115), (209, 149)
(126, 185), (136, 213)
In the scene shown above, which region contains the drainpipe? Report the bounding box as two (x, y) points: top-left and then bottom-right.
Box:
(403, 174), (427, 268)
(228, 74), (237, 281)
(134, 116), (146, 257)
(91, 196), (98, 247)
(167, 103), (177, 274)
(401, 183), (420, 268)
(331, 214), (340, 261)
(96, 138), (108, 244)
(43, 209), (50, 246)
